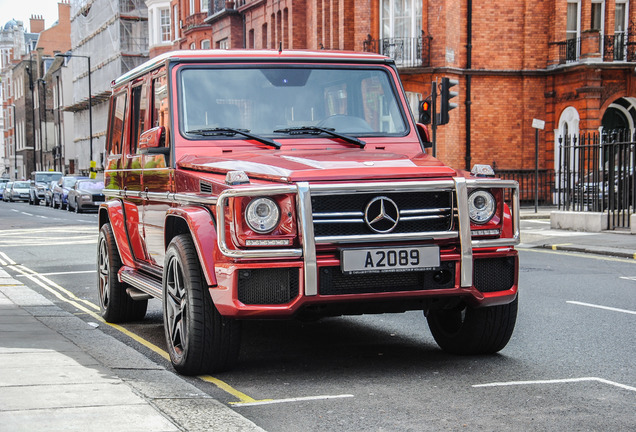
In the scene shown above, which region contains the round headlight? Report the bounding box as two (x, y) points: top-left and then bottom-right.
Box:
(245, 197), (280, 233)
(468, 190), (496, 224)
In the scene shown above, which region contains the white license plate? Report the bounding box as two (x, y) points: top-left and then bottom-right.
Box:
(341, 246), (440, 274)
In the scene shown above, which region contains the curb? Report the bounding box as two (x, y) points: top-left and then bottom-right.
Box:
(526, 244), (636, 260)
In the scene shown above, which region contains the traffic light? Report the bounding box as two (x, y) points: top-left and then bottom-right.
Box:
(439, 77), (458, 125)
(418, 97), (432, 124)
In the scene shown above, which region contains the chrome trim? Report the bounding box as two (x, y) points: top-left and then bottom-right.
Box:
(215, 185), (302, 259)
(315, 231), (457, 244)
(296, 182), (318, 296)
(454, 177), (473, 288)
(120, 269), (163, 299)
(313, 211), (365, 218)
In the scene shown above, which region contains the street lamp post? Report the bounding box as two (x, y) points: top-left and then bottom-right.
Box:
(55, 53), (93, 169)
(9, 103), (17, 179)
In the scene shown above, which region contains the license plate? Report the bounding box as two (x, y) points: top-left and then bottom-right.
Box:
(340, 246), (440, 274)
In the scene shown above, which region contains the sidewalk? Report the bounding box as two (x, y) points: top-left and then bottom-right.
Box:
(0, 268), (265, 432)
(519, 207), (636, 259)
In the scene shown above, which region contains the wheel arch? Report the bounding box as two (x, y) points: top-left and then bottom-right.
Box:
(98, 201), (136, 267)
(165, 206), (218, 287)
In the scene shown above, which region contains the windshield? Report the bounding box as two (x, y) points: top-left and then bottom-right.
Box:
(63, 178), (79, 187)
(14, 181), (30, 188)
(35, 173), (62, 183)
(77, 181), (104, 190)
(179, 66), (408, 138)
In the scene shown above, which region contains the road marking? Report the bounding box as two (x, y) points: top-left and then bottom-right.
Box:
(0, 255), (350, 407)
(567, 300), (636, 316)
(15, 270), (95, 277)
(232, 394), (355, 407)
(522, 248), (636, 263)
(619, 276), (636, 282)
(473, 377), (636, 393)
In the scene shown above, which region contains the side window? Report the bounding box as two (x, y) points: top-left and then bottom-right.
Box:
(130, 83), (148, 154)
(108, 92), (127, 156)
(152, 75), (169, 128)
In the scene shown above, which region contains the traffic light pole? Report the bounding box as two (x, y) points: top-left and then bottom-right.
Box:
(431, 80), (437, 158)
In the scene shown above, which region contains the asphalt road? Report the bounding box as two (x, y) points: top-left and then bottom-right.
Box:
(1, 200), (635, 431)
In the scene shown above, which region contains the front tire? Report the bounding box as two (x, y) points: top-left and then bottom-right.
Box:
(426, 297), (518, 355)
(163, 234), (241, 375)
(97, 223), (147, 323)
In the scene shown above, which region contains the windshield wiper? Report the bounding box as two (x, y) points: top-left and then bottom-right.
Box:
(186, 127), (281, 149)
(273, 126), (366, 148)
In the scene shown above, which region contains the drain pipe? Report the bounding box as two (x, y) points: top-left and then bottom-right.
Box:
(465, 0), (472, 171)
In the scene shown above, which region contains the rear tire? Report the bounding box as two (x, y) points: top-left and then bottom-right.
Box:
(97, 223), (147, 323)
(163, 234), (241, 375)
(426, 297), (518, 355)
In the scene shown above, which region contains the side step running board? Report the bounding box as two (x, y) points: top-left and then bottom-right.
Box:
(120, 268), (163, 300)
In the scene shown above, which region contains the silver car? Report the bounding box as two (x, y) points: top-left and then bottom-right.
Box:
(9, 181), (31, 202)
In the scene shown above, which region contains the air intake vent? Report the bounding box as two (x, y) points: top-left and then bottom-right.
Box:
(200, 181), (212, 194)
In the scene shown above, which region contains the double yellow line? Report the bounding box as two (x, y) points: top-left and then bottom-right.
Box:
(0, 251), (259, 404)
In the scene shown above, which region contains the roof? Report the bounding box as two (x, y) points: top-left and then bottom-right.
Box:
(112, 49), (393, 87)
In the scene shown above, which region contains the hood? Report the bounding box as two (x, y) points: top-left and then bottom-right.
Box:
(178, 149), (457, 182)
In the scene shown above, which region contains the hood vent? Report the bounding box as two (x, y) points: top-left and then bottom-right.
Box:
(200, 181), (213, 194)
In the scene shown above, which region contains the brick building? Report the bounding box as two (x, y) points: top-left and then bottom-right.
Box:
(157, 0), (636, 199)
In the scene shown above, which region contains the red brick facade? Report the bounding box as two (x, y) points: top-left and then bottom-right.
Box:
(166, 0), (636, 173)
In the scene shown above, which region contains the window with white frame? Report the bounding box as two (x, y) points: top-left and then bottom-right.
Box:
(201, 39), (210, 49)
(200, 0), (208, 13)
(218, 38), (229, 50)
(173, 5), (179, 39)
(189, 0), (195, 15)
(380, 0), (422, 66)
(160, 8), (171, 43)
(565, 0), (580, 60)
(190, 42), (196, 50)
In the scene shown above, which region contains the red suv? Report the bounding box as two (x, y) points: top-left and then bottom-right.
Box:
(98, 50), (520, 375)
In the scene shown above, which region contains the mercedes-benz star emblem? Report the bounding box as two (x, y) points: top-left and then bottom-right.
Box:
(364, 196), (400, 233)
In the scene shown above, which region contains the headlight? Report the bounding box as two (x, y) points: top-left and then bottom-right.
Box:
(245, 197), (280, 233)
(81, 194), (91, 200)
(468, 190), (496, 224)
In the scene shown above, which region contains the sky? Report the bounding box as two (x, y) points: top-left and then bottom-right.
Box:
(0, 0), (62, 33)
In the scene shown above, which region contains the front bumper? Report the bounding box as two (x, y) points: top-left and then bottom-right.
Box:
(209, 178), (520, 318)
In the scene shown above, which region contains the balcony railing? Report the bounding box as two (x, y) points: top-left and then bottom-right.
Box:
(552, 22), (636, 65)
(362, 32), (431, 68)
(184, 12), (209, 30)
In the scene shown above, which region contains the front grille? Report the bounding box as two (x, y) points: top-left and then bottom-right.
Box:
(237, 268), (299, 305)
(93, 194), (105, 202)
(474, 257), (516, 292)
(311, 191), (454, 238)
(319, 261), (455, 295)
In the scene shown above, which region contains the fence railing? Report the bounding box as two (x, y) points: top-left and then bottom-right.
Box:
(495, 169), (555, 205)
(557, 130), (635, 229)
(362, 32), (431, 68)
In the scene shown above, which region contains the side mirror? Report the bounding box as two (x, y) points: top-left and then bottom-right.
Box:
(416, 123), (433, 148)
(139, 126), (169, 155)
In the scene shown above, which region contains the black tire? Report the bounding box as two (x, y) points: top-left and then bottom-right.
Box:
(97, 223), (147, 323)
(426, 297), (518, 355)
(163, 234), (241, 375)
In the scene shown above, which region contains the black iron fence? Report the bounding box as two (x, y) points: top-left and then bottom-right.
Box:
(362, 32), (432, 68)
(557, 130), (635, 229)
(495, 169), (555, 205)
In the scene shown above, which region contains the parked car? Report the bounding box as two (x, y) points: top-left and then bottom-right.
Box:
(8, 180), (31, 202)
(44, 180), (58, 207)
(2, 182), (13, 202)
(29, 171), (63, 205)
(52, 176), (88, 209)
(67, 179), (105, 213)
(97, 50), (520, 376)
(0, 182), (6, 200)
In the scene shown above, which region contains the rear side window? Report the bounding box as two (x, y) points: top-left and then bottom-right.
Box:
(108, 92), (127, 156)
(131, 83), (148, 154)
